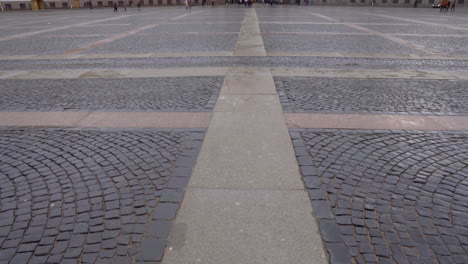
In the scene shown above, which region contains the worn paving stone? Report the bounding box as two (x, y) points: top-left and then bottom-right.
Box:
(0, 128), (203, 263)
(276, 77), (468, 115)
(291, 129), (468, 264)
(0, 77), (222, 112)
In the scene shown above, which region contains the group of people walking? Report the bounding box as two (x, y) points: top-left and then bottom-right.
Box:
(113, 0), (142, 12)
(440, 0), (456, 11)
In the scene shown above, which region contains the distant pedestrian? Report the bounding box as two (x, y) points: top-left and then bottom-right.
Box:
(440, 0), (446, 11)
(185, 0), (189, 9)
(451, 0), (455, 11)
(137, 0), (141, 11)
(114, 2), (118, 11)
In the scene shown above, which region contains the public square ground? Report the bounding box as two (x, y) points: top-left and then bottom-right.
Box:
(0, 4), (468, 264)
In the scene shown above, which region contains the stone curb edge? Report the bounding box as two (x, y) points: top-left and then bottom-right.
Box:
(289, 129), (352, 264)
(134, 129), (206, 263)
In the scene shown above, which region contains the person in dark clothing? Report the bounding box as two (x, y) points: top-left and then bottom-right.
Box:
(446, 0), (451, 10)
(113, 2), (118, 11)
(137, 1), (142, 11)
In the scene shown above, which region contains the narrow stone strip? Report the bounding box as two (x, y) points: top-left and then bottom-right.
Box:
(0, 112), (211, 128)
(1, 51), (467, 61)
(285, 113), (468, 131)
(302, 11), (445, 56)
(271, 67), (468, 80)
(64, 11), (204, 54)
(266, 51), (468, 60)
(234, 8), (266, 56)
(262, 31), (372, 35)
(0, 67), (229, 79)
(162, 9), (327, 264)
(2, 67), (467, 80)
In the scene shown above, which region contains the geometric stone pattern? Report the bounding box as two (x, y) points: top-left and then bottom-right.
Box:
(2, 57), (468, 71)
(290, 129), (468, 264)
(0, 77), (222, 112)
(0, 128), (204, 264)
(277, 77), (468, 115)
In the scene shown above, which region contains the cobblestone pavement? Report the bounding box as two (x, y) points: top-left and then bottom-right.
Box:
(0, 77), (222, 112)
(2, 57), (468, 71)
(276, 77), (468, 115)
(1, 5), (468, 264)
(291, 129), (468, 264)
(0, 128), (204, 264)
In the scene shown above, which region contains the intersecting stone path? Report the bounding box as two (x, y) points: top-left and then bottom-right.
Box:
(0, 5), (468, 264)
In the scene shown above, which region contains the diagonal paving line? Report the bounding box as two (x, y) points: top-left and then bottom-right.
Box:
(64, 10), (206, 54)
(301, 10), (446, 56)
(162, 8), (327, 264)
(0, 10), (174, 42)
(354, 11), (468, 32)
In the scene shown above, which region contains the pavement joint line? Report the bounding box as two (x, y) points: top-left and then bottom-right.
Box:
(301, 10), (446, 56)
(64, 10), (206, 54)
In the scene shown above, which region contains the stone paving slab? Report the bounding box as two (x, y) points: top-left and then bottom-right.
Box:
(163, 188), (327, 264)
(285, 113), (468, 131)
(290, 129), (468, 264)
(0, 112), (212, 128)
(275, 77), (468, 115)
(0, 128), (204, 264)
(0, 77), (222, 112)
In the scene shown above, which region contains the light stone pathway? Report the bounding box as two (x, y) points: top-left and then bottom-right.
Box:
(162, 8), (327, 264)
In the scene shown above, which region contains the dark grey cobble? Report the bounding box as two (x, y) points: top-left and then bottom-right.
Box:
(291, 129), (468, 264)
(0, 128), (204, 263)
(0, 77), (222, 112)
(2, 57), (468, 71)
(276, 77), (468, 115)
